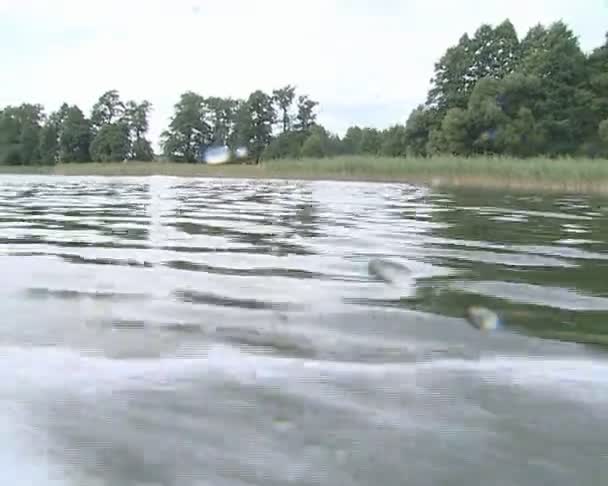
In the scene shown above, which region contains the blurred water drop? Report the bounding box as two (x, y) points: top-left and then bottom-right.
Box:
(466, 305), (501, 331)
(235, 146), (249, 159)
(204, 146), (231, 165)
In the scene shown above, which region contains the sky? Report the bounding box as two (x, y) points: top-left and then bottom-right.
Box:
(0, 0), (606, 150)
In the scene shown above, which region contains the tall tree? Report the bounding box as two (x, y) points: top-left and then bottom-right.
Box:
(404, 106), (440, 156)
(439, 107), (471, 155)
(0, 104), (44, 164)
(227, 99), (250, 150)
(518, 21), (588, 154)
(495, 73), (546, 156)
(427, 33), (476, 112)
(342, 126), (364, 154)
(427, 20), (519, 115)
(263, 131), (306, 159)
(273, 85), (296, 133)
(468, 20), (520, 81)
(298, 125), (340, 159)
(58, 105), (92, 162)
(38, 118), (59, 165)
(380, 125), (408, 157)
(0, 107), (24, 164)
(294, 95), (318, 132)
(17, 104), (44, 163)
(465, 78), (508, 153)
(91, 90), (125, 130)
(123, 100), (154, 160)
(161, 92), (211, 162)
(360, 128), (382, 154)
(300, 131), (325, 158)
(599, 119), (608, 148)
(587, 33), (608, 149)
(204, 97), (238, 146)
(90, 122), (131, 162)
(242, 90), (276, 163)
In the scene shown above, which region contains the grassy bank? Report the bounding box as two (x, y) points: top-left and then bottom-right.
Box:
(1, 156), (608, 193)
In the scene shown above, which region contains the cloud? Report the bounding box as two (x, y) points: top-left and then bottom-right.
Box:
(0, 0), (605, 149)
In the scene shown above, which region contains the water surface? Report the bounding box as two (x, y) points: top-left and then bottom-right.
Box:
(1, 175), (607, 485)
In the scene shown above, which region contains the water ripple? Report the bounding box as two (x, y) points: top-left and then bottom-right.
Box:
(1, 176), (608, 486)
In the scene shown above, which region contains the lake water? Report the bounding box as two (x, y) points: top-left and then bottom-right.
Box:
(1, 175), (607, 486)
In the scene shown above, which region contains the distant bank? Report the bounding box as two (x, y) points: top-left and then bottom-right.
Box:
(1, 156), (608, 195)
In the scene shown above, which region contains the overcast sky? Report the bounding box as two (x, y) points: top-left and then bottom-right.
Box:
(0, 0), (606, 149)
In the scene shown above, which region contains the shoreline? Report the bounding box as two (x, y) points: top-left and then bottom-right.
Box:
(1, 157), (608, 195)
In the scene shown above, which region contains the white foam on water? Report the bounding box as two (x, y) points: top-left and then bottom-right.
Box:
(0, 398), (68, 485)
(555, 239), (600, 246)
(4, 344), (608, 397)
(2, 343), (608, 485)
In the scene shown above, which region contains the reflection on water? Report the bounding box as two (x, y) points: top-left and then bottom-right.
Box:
(1, 175), (607, 485)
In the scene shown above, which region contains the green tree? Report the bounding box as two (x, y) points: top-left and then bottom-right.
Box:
(294, 95), (318, 132)
(38, 118), (59, 165)
(518, 21), (589, 155)
(495, 73), (545, 156)
(263, 131), (306, 159)
(466, 78), (508, 153)
(91, 90), (125, 130)
(227, 99), (250, 150)
(90, 122), (131, 162)
(273, 85), (296, 133)
(380, 125), (408, 157)
(300, 125), (341, 158)
(599, 119), (608, 145)
(131, 138), (154, 161)
(587, 33), (608, 146)
(440, 107), (471, 155)
(404, 106), (439, 156)
(123, 100), (154, 160)
(58, 105), (92, 162)
(342, 126), (363, 154)
(161, 92), (210, 162)
(300, 131), (324, 158)
(18, 104), (44, 163)
(360, 128), (382, 154)
(243, 90), (276, 163)
(427, 20), (520, 115)
(427, 33), (475, 112)
(500, 107), (546, 156)
(428, 73), (546, 156)
(0, 108), (23, 164)
(204, 97), (238, 146)
(469, 20), (520, 81)
(0, 104), (44, 164)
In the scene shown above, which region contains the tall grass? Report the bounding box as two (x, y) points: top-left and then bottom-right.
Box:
(1, 156), (608, 193)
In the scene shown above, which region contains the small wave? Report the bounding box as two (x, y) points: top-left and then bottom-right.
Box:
(452, 280), (608, 311)
(25, 288), (150, 302)
(59, 254), (154, 268)
(2, 339), (608, 414)
(165, 260), (328, 280)
(173, 289), (296, 311)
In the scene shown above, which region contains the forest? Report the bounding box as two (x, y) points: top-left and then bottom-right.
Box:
(0, 20), (607, 166)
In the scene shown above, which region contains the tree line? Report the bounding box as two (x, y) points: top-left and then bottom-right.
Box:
(406, 20), (608, 157)
(1, 19), (606, 165)
(160, 87), (321, 162)
(0, 90), (154, 165)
